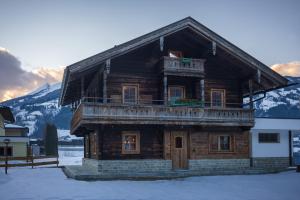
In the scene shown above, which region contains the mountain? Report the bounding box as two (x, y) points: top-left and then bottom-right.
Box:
(254, 76), (300, 118)
(1, 82), (72, 139)
(1, 77), (299, 139)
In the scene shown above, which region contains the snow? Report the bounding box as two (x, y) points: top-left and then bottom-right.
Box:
(57, 129), (81, 141)
(28, 82), (61, 99)
(0, 169), (299, 200)
(258, 98), (286, 111)
(30, 111), (43, 116)
(58, 146), (83, 166)
(4, 123), (27, 129)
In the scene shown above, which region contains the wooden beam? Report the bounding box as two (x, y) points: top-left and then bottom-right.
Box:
(81, 76), (85, 98)
(164, 76), (168, 105)
(249, 79), (253, 109)
(212, 41), (217, 55)
(103, 71), (107, 103)
(200, 79), (205, 107)
(160, 36), (164, 52)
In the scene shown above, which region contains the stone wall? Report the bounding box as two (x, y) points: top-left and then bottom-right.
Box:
(252, 157), (290, 169)
(82, 158), (99, 172)
(83, 158), (172, 175)
(189, 159), (250, 171)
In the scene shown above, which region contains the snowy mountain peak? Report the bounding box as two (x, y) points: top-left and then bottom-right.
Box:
(1, 82), (71, 138)
(28, 82), (61, 98)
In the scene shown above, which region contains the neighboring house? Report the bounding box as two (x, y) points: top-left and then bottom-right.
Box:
(0, 106), (29, 157)
(0, 106), (14, 136)
(60, 17), (288, 177)
(251, 118), (300, 168)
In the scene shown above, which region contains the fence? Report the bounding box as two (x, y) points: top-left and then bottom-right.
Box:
(0, 155), (59, 169)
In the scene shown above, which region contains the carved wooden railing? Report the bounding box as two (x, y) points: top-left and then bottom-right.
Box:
(162, 56), (205, 77)
(71, 103), (254, 133)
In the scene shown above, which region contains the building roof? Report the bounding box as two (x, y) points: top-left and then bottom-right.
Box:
(4, 123), (28, 130)
(60, 16), (288, 105)
(0, 106), (15, 123)
(253, 118), (300, 130)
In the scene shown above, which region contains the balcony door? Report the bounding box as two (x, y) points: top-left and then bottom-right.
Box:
(171, 131), (188, 169)
(168, 86), (185, 103)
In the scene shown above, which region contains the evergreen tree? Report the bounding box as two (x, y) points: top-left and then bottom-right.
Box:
(44, 123), (58, 156)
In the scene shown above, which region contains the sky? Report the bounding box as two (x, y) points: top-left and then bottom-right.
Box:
(0, 0), (300, 101)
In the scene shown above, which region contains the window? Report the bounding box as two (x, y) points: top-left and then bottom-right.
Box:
(169, 50), (183, 58)
(168, 86), (185, 102)
(175, 137), (183, 148)
(122, 131), (140, 154)
(122, 85), (138, 104)
(258, 133), (280, 143)
(219, 136), (230, 151)
(0, 146), (13, 156)
(211, 89), (225, 108)
(210, 134), (233, 152)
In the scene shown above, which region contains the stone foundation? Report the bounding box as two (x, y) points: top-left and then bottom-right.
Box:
(252, 157), (290, 169)
(78, 158), (289, 180)
(64, 158), (290, 180)
(83, 158), (172, 175)
(189, 159), (250, 171)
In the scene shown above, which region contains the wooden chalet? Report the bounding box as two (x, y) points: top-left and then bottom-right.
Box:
(60, 17), (288, 176)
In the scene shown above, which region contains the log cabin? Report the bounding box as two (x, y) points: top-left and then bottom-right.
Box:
(60, 17), (289, 177)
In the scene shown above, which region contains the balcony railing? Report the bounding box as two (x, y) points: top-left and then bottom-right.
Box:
(71, 98), (254, 134)
(162, 56), (205, 77)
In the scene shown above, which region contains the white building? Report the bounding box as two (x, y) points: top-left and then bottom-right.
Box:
(251, 118), (300, 168)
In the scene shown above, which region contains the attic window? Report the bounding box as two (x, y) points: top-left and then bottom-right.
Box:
(169, 51), (183, 58)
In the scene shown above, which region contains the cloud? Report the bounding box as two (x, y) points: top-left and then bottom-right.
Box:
(0, 48), (64, 102)
(271, 61), (300, 77)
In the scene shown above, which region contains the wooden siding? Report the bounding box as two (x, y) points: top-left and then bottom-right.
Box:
(99, 126), (164, 160)
(189, 128), (250, 159)
(95, 126), (249, 160)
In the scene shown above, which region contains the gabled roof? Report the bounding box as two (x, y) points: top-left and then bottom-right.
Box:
(60, 16), (288, 105)
(0, 106), (15, 123)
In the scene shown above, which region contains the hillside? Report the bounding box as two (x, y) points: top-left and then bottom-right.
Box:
(1, 83), (72, 139)
(254, 76), (300, 118)
(1, 77), (299, 139)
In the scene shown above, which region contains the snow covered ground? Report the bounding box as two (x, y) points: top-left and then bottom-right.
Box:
(0, 168), (299, 200)
(58, 146), (83, 166)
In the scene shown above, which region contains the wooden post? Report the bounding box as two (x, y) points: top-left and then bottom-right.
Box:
(163, 76), (168, 105)
(81, 76), (85, 99)
(200, 79), (205, 107)
(103, 71), (107, 103)
(56, 156), (59, 168)
(5, 145), (8, 174)
(249, 79), (253, 109)
(31, 156), (34, 169)
(289, 130), (293, 166)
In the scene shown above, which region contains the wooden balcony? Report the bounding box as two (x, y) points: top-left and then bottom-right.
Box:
(71, 102), (254, 134)
(161, 56), (205, 77)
